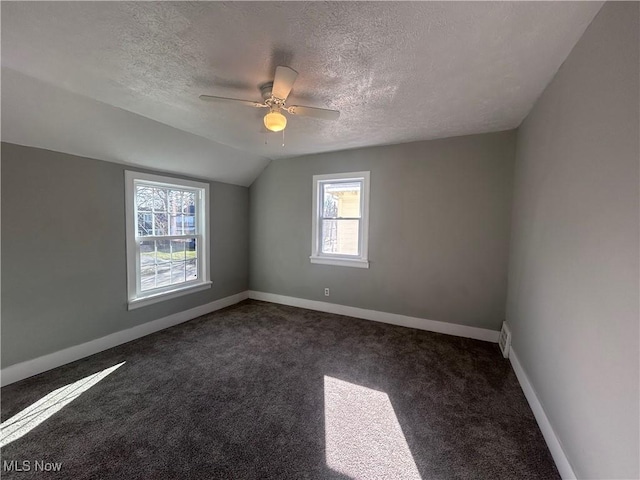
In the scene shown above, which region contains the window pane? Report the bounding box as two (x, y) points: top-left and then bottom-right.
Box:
(168, 190), (183, 216)
(140, 265), (156, 292)
(151, 240), (171, 288)
(140, 240), (155, 291)
(140, 240), (155, 263)
(322, 188), (339, 218)
(322, 219), (360, 255)
(155, 263), (171, 288)
(169, 190), (183, 235)
(186, 259), (197, 281)
(187, 238), (197, 254)
(154, 213), (168, 235)
(171, 261), (186, 284)
(183, 192), (195, 212)
(136, 186), (153, 212)
(153, 188), (168, 212)
(323, 182), (361, 218)
(169, 214), (183, 235)
(171, 239), (187, 261)
(137, 213), (153, 237)
(182, 215), (196, 234)
(156, 240), (171, 262)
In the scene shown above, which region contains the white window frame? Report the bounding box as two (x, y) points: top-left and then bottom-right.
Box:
(310, 171), (370, 269)
(125, 171), (211, 310)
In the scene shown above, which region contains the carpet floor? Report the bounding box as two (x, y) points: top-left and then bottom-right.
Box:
(1, 300), (559, 479)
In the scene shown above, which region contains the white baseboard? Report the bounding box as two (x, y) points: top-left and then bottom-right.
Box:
(509, 348), (576, 479)
(247, 291), (500, 343)
(1, 291), (249, 387)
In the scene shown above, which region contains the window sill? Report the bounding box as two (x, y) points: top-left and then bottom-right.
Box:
(309, 256), (369, 269)
(128, 281), (212, 310)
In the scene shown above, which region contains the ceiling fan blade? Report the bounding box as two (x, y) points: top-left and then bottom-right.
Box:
(199, 95), (266, 108)
(272, 66), (298, 100)
(286, 105), (340, 120)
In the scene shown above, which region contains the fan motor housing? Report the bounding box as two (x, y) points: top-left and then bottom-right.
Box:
(260, 82), (274, 100)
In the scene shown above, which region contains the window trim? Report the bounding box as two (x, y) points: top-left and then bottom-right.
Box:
(125, 171), (211, 310)
(310, 171), (370, 269)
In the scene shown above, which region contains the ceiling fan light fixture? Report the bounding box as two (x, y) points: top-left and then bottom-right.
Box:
(264, 109), (287, 132)
(199, 65), (340, 133)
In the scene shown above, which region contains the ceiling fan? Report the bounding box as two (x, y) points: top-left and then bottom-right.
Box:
(199, 66), (340, 133)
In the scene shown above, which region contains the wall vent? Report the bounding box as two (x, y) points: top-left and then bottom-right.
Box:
(498, 321), (511, 358)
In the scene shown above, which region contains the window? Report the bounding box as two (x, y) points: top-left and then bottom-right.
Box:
(125, 171), (211, 309)
(311, 172), (370, 268)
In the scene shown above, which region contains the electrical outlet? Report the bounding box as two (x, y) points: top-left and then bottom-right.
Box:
(324, 288), (330, 296)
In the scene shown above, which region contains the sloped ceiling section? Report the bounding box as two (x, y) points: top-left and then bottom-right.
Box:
(1, 68), (270, 186)
(1, 2), (603, 184)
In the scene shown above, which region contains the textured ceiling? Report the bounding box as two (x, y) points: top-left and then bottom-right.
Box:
(1, 1), (603, 184)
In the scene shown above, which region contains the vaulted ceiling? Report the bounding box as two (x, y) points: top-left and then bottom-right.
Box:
(1, 2), (603, 186)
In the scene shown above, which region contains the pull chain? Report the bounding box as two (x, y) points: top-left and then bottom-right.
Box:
(282, 128), (285, 148)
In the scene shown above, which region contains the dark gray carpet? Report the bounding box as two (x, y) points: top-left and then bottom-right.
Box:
(1, 300), (559, 479)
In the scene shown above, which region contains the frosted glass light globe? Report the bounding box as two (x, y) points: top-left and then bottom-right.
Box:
(264, 110), (287, 132)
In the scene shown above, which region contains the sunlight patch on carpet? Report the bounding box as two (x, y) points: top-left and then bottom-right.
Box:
(0, 362), (125, 447)
(324, 375), (422, 479)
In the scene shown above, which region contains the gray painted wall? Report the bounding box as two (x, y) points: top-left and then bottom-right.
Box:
(506, 2), (639, 479)
(250, 131), (516, 331)
(1, 142), (249, 367)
